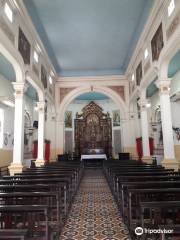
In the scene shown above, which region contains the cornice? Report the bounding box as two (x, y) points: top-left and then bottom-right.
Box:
(56, 75), (128, 88)
(57, 75), (126, 82)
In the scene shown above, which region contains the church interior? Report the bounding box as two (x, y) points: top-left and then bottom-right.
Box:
(0, 0), (180, 239)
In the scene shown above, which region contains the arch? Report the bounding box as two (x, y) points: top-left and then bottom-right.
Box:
(58, 86), (128, 122)
(158, 32), (180, 79)
(45, 92), (56, 116)
(25, 72), (44, 102)
(0, 40), (24, 83)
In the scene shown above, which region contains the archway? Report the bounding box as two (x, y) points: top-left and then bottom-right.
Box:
(56, 86), (128, 156)
(0, 53), (16, 168)
(167, 50), (180, 163)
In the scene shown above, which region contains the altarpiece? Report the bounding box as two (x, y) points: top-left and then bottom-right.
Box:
(74, 101), (112, 157)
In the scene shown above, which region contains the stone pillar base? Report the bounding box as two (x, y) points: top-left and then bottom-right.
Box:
(161, 158), (179, 171)
(8, 163), (25, 176)
(35, 159), (45, 167)
(142, 156), (153, 164)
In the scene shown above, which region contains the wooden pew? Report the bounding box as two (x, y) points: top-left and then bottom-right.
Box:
(0, 179), (69, 217)
(0, 161), (83, 238)
(127, 188), (180, 229)
(0, 192), (61, 228)
(0, 229), (28, 239)
(3, 175), (74, 209)
(115, 175), (180, 201)
(140, 201), (180, 228)
(120, 181), (180, 219)
(0, 205), (50, 239)
(103, 160), (180, 239)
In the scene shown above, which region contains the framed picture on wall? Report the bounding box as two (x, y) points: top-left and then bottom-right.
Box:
(113, 110), (120, 127)
(65, 111), (72, 128)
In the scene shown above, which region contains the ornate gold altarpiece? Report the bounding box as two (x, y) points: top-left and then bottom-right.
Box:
(74, 101), (112, 157)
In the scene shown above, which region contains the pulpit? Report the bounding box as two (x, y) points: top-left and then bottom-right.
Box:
(74, 101), (112, 158)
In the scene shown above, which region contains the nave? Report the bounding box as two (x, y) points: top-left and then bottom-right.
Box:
(60, 169), (129, 240)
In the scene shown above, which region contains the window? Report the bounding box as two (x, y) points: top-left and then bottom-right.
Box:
(168, 0), (175, 17)
(131, 74), (135, 81)
(0, 109), (4, 148)
(33, 51), (39, 63)
(144, 48), (149, 59)
(49, 76), (52, 84)
(4, 3), (13, 22)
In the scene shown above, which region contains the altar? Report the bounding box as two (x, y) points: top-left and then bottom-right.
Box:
(81, 154), (107, 161)
(74, 102), (112, 158)
(81, 154), (107, 168)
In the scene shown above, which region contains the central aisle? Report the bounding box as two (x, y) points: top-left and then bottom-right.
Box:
(60, 169), (130, 240)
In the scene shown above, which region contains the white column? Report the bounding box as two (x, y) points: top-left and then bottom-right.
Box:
(56, 120), (64, 156)
(35, 101), (45, 166)
(8, 82), (26, 175)
(140, 100), (150, 157)
(156, 79), (178, 170)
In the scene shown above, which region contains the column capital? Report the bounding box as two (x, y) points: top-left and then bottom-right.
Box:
(37, 101), (45, 113)
(140, 99), (150, 111)
(12, 82), (27, 98)
(155, 79), (171, 94)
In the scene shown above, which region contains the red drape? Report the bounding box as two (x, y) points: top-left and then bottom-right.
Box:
(136, 137), (154, 161)
(45, 142), (50, 163)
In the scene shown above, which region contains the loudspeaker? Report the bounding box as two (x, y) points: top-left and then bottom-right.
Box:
(33, 121), (38, 128)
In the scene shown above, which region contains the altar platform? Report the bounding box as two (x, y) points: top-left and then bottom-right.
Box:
(81, 154), (107, 168)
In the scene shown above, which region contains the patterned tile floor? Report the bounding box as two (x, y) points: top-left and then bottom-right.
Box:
(60, 169), (130, 240)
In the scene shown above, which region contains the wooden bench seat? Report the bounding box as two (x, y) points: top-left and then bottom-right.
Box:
(0, 181), (69, 217)
(0, 205), (49, 239)
(103, 160), (180, 239)
(127, 188), (180, 229)
(0, 191), (61, 228)
(140, 201), (180, 228)
(0, 229), (28, 239)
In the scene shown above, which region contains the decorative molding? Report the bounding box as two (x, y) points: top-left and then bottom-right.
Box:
(166, 11), (180, 41)
(12, 82), (27, 98)
(37, 101), (45, 113)
(108, 86), (125, 101)
(144, 60), (151, 74)
(57, 75), (126, 83)
(60, 87), (76, 103)
(0, 17), (15, 44)
(140, 99), (148, 111)
(155, 79), (171, 94)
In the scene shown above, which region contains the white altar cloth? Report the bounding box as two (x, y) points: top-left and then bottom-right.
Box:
(81, 154), (107, 161)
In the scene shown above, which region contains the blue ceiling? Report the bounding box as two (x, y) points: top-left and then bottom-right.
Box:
(23, 0), (154, 77)
(75, 92), (109, 101)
